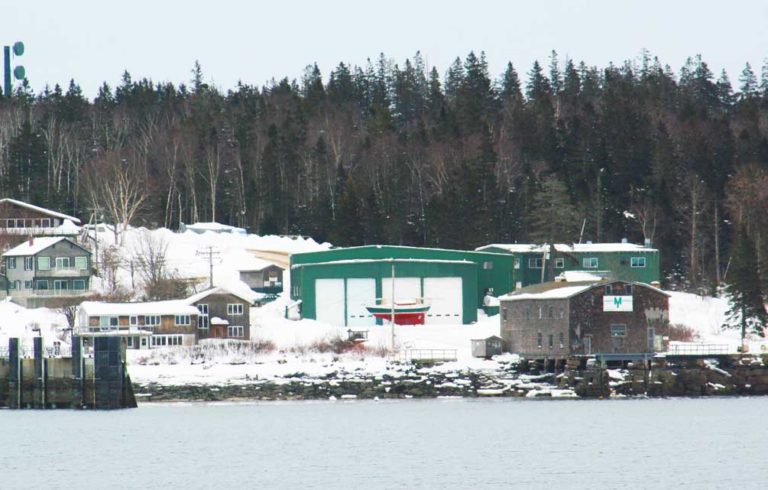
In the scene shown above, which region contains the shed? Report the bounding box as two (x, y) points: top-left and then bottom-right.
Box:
(471, 336), (504, 358)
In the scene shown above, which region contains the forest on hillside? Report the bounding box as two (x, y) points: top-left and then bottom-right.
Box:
(1, 50), (768, 292)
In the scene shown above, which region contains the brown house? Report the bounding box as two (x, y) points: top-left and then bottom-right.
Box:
(499, 280), (669, 360)
(0, 198), (81, 237)
(187, 287), (254, 340)
(75, 300), (200, 349)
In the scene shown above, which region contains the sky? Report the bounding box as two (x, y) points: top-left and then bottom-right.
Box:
(4, 0), (768, 98)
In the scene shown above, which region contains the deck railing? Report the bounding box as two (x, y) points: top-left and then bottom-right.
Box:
(666, 343), (732, 356)
(402, 348), (458, 362)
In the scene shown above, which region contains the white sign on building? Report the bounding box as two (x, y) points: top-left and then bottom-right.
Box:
(603, 295), (633, 312)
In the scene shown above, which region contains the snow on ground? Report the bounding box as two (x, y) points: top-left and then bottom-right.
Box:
(89, 226), (330, 298)
(0, 299), (69, 349)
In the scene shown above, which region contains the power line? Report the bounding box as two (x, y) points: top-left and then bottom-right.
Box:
(195, 246), (221, 287)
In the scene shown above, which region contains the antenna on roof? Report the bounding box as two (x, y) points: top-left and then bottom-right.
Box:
(578, 218), (586, 244)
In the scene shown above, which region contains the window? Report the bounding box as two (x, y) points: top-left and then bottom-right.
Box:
(525, 307), (531, 320)
(73, 280), (86, 290)
(483, 261), (493, 270)
(538, 306), (542, 319)
(36, 280), (49, 290)
(604, 285), (612, 295)
(41, 218), (50, 228)
(126, 336), (134, 348)
(228, 325), (245, 338)
(6, 219), (15, 229)
(24, 281), (31, 289)
(514, 258), (521, 270)
(129, 316), (138, 327)
(175, 315), (191, 326)
(151, 335), (184, 347)
(583, 257), (598, 269)
(15, 219), (24, 228)
(24, 257), (33, 271)
(55, 257), (71, 269)
(548, 306), (554, 318)
(197, 304), (209, 329)
(75, 256), (88, 270)
(227, 303), (244, 316)
(559, 332), (564, 349)
(555, 258), (565, 269)
(7, 257), (16, 269)
(631, 256), (646, 268)
(37, 257), (50, 271)
(610, 324), (627, 337)
(559, 308), (564, 319)
(53, 280), (68, 291)
(501, 307), (507, 321)
(145, 315), (160, 327)
(99, 316), (119, 332)
(548, 334), (554, 349)
(529, 258), (543, 269)
(537, 332), (543, 348)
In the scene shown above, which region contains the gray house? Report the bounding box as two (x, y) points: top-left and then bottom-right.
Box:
(1, 236), (91, 307)
(187, 286), (255, 340)
(239, 259), (284, 295)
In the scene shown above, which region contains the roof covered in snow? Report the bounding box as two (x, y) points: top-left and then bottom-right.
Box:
(292, 258), (475, 269)
(78, 300), (199, 317)
(478, 242), (658, 253)
(184, 222), (247, 234)
(500, 279), (669, 301)
(186, 286), (257, 305)
(0, 198), (81, 224)
(238, 257), (284, 272)
(2, 237), (88, 257)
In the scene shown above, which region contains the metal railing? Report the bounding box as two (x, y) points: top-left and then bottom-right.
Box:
(0, 289), (90, 298)
(402, 348), (458, 362)
(666, 343), (732, 356)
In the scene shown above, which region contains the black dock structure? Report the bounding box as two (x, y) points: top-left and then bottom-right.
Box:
(0, 336), (137, 409)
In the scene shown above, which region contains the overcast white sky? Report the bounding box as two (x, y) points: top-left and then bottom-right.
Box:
(5, 0), (768, 98)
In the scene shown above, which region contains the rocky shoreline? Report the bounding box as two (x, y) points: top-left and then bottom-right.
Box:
(133, 356), (768, 402)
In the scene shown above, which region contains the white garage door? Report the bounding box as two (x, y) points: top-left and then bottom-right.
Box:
(315, 279), (345, 326)
(381, 277), (422, 304)
(423, 277), (463, 324)
(346, 278), (376, 326)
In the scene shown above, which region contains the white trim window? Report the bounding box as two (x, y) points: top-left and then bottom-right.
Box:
(583, 257), (598, 269)
(129, 316), (139, 327)
(227, 303), (244, 316)
(99, 316), (119, 332)
(528, 258), (543, 269)
(144, 315), (160, 327)
(630, 256), (646, 268)
(7, 257), (16, 269)
(55, 257), (71, 269)
(75, 256), (88, 270)
(24, 256), (33, 271)
(197, 304), (209, 329)
(37, 256), (50, 271)
(610, 324), (627, 337)
(175, 315), (191, 326)
(227, 325), (244, 338)
(555, 258), (565, 269)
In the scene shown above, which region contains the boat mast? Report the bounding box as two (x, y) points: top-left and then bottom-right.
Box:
(390, 261), (395, 350)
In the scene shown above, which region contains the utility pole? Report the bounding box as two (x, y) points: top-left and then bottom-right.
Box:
(196, 246), (221, 288)
(3, 41), (25, 97)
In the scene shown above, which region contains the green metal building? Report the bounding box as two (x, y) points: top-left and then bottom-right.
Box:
(476, 242), (660, 290)
(290, 246), (515, 326)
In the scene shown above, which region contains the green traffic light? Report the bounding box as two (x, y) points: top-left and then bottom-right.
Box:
(13, 65), (24, 80)
(12, 41), (24, 56)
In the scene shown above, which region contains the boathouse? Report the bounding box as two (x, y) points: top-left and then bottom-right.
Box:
(499, 279), (669, 360)
(289, 246), (514, 326)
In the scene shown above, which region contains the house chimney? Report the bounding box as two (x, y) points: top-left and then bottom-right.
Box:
(644, 238), (652, 248)
(28, 235), (33, 246)
(621, 238), (628, 244)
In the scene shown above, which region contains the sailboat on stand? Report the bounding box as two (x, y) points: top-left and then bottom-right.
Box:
(365, 262), (431, 325)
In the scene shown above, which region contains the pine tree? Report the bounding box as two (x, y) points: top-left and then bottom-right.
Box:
(739, 62), (758, 99)
(724, 225), (768, 342)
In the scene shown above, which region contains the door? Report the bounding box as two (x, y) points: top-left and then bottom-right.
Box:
(423, 277), (463, 324)
(315, 279), (345, 326)
(346, 278), (376, 326)
(584, 335), (592, 355)
(381, 277), (422, 303)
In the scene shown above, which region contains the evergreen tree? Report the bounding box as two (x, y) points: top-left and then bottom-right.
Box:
(739, 62), (758, 99)
(724, 225), (768, 341)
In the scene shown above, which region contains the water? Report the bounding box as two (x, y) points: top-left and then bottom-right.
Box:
(1, 398), (765, 489)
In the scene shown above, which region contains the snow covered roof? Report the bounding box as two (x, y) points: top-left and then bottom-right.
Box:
(186, 286), (256, 305)
(477, 242), (658, 253)
(292, 258), (474, 269)
(79, 300), (199, 317)
(2, 237), (87, 257)
(239, 257), (283, 272)
(560, 271), (605, 282)
(210, 316), (229, 326)
(500, 284), (596, 301)
(184, 222), (247, 235)
(0, 198), (81, 224)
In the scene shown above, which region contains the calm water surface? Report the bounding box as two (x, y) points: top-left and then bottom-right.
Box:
(1, 397), (765, 489)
